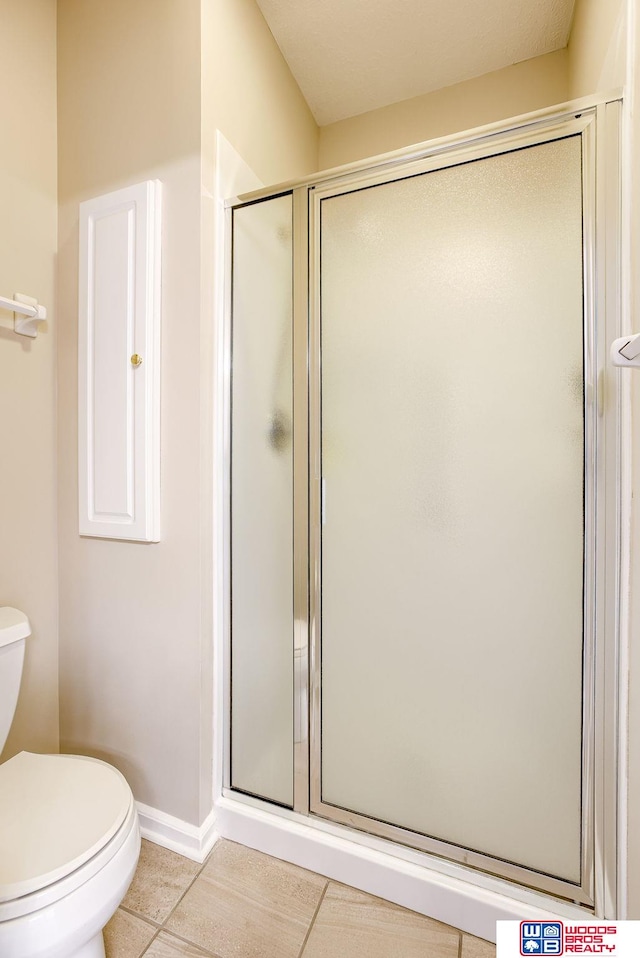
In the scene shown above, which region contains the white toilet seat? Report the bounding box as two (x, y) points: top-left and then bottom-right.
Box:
(0, 805), (140, 958)
(0, 752), (135, 921)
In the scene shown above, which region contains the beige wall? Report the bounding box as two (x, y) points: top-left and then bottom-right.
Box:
(0, 0), (59, 760)
(568, 0), (627, 98)
(202, 0), (318, 187)
(318, 50), (569, 170)
(57, 0), (204, 824)
(57, 0), (317, 826)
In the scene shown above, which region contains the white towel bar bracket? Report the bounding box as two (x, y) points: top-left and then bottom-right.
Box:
(0, 293), (47, 339)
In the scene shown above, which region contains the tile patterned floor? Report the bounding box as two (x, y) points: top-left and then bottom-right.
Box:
(105, 839), (497, 958)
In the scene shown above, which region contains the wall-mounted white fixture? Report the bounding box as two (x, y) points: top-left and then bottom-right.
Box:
(78, 179), (162, 542)
(0, 293), (47, 338)
(611, 334), (640, 367)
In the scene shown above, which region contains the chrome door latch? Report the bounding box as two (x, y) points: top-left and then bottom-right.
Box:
(611, 334), (640, 367)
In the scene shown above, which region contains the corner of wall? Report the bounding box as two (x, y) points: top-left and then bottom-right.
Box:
(567, 0), (627, 98)
(318, 50), (571, 170)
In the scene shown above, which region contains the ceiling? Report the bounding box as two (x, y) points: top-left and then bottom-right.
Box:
(255, 0), (576, 126)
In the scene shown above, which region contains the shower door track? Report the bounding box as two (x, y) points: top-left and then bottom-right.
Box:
(221, 92), (625, 918)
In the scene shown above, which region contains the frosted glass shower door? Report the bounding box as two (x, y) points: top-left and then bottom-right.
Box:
(230, 194), (294, 806)
(315, 137), (586, 887)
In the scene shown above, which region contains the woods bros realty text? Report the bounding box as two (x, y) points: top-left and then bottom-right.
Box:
(562, 926), (617, 953)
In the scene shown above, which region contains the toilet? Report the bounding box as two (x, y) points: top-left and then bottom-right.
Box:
(0, 608), (140, 958)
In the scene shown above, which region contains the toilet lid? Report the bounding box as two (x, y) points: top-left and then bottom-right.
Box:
(0, 751), (133, 901)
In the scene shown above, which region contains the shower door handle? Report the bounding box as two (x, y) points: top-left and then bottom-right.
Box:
(611, 333), (640, 367)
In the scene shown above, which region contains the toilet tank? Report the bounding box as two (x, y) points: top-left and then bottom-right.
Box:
(0, 608), (30, 755)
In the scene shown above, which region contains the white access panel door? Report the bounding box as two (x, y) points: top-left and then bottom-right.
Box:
(78, 180), (161, 542)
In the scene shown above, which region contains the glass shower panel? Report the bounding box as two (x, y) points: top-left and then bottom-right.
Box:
(319, 138), (585, 881)
(231, 194), (294, 806)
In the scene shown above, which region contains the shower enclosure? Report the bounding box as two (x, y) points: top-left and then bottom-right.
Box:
(223, 96), (622, 915)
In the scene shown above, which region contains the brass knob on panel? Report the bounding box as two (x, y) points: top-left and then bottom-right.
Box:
(130, 353), (143, 367)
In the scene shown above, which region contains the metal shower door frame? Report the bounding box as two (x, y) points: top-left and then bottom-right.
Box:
(305, 101), (620, 909)
(223, 94), (623, 916)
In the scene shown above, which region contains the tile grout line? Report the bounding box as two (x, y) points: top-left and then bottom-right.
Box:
(155, 845), (215, 929)
(146, 924), (226, 958)
(458, 930), (463, 958)
(138, 925), (163, 958)
(119, 903), (162, 928)
(296, 879), (330, 958)
(120, 839), (220, 956)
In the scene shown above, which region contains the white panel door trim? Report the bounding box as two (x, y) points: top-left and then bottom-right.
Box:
(78, 180), (162, 542)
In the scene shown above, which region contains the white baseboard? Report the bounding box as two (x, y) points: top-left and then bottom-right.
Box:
(216, 794), (592, 943)
(136, 801), (218, 863)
